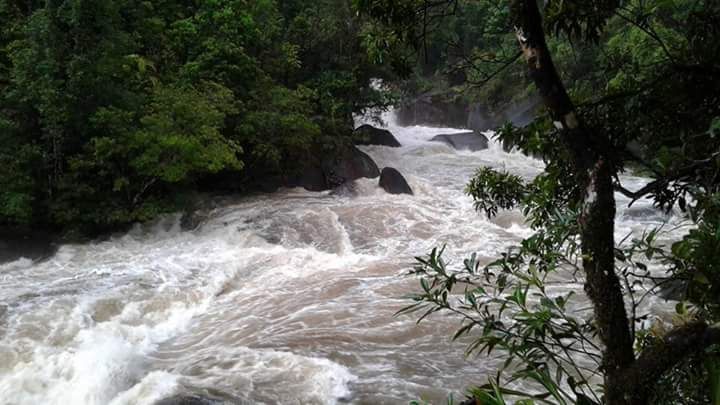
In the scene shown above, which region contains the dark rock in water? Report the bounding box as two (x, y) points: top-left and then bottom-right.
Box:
(330, 180), (359, 197)
(0, 227), (58, 264)
(621, 206), (667, 222)
(396, 91), (542, 131)
(254, 175), (285, 193)
(395, 93), (468, 128)
(322, 146), (380, 188)
(155, 395), (228, 405)
(430, 132), (489, 152)
(379, 167), (413, 195)
(354, 124), (401, 147)
(180, 211), (207, 231)
(288, 145), (380, 192)
(204, 142), (380, 194)
(288, 165), (327, 192)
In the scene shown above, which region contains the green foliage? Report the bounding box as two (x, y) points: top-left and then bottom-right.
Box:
(543, 0), (618, 42)
(361, 0), (720, 402)
(0, 142), (40, 224)
(401, 235), (600, 404)
(0, 0), (392, 231)
(668, 217), (720, 321)
(465, 168), (526, 218)
(128, 83), (241, 182)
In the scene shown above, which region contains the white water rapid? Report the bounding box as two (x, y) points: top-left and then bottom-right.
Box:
(0, 111), (684, 404)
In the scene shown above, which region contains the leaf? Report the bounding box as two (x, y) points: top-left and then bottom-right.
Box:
(421, 278), (430, 292)
(453, 323), (475, 341)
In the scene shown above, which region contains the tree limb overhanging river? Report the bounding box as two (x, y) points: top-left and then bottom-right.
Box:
(0, 111), (683, 404)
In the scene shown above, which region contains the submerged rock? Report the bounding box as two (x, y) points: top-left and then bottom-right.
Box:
(330, 180), (359, 197)
(379, 167), (413, 195)
(155, 395), (227, 405)
(430, 132), (489, 152)
(354, 124), (401, 147)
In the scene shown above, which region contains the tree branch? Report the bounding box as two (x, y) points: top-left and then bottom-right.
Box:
(620, 321), (720, 400)
(464, 51), (523, 87)
(614, 153), (720, 205)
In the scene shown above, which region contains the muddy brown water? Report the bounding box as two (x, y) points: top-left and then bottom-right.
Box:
(0, 111), (682, 404)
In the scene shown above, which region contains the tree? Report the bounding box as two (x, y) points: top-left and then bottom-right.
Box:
(357, 0), (720, 403)
(0, 0), (393, 232)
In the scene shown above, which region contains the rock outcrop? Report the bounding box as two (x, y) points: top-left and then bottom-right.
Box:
(395, 93), (468, 128)
(379, 167), (413, 195)
(396, 92), (542, 133)
(202, 143), (381, 194)
(430, 132), (489, 152)
(354, 125), (401, 147)
(289, 165), (328, 192)
(288, 145), (380, 191)
(0, 227), (57, 264)
(324, 146), (380, 187)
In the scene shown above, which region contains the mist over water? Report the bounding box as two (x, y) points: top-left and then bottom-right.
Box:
(0, 111), (683, 404)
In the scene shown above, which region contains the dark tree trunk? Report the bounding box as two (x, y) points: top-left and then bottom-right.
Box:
(509, 1), (636, 403)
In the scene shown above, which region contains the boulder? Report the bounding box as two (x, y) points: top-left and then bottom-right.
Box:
(288, 145), (380, 191)
(621, 206), (667, 222)
(206, 143), (381, 194)
(430, 132), (489, 152)
(395, 93), (468, 128)
(322, 146), (380, 188)
(354, 124), (401, 147)
(288, 165), (327, 192)
(0, 227), (57, 264)
(379, 167), (413, 195)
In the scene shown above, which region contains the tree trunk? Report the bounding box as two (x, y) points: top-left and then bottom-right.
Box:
(509, 1), (636, 403)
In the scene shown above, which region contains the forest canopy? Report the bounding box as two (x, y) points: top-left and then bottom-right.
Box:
(0, 0), (393, 233)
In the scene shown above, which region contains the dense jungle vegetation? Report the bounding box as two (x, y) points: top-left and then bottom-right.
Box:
(0, 0), (393, 234)
(2, 0), (720, 403)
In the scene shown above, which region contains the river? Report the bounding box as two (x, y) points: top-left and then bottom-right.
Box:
(0, 110), (682, 404)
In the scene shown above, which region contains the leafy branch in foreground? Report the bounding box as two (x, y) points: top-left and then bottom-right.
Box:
(465, 168), (525, 218)
(400, 231), (602, 404)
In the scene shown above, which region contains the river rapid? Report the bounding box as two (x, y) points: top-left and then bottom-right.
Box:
(0, 111), (683, 404)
